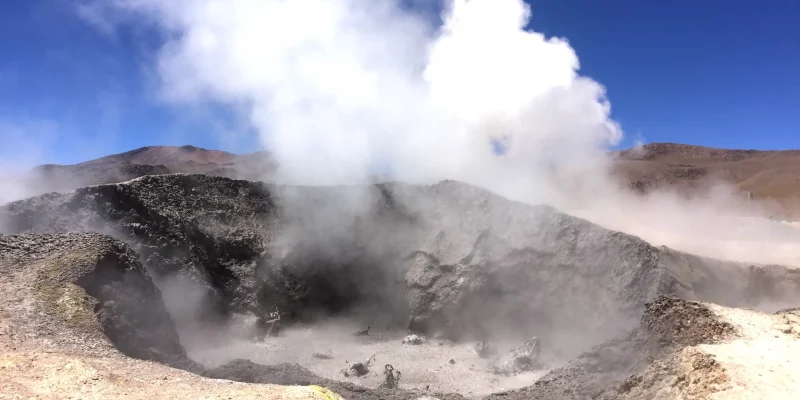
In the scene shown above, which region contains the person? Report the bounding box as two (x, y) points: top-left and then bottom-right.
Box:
(265, 307), (281, 338)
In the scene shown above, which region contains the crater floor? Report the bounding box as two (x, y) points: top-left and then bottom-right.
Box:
(185, 320), (550, 398)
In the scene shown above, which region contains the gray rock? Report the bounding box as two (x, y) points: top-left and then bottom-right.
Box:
(473, 340), (493, 358)
(491, 337), (541, 375)
(402, 334), (426, 345)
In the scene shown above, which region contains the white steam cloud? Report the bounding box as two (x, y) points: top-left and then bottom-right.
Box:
(86, 0), (800, 267)
(100, 0), (620, 202)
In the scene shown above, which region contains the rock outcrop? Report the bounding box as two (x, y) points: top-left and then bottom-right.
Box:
(484, 296), (744, 400)
(0, 232), (192, 369)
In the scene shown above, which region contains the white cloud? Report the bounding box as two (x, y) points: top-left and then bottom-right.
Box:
(78, 0), (800, 267)
(75, 1), (121, 38)
(90, 0), (621, 200)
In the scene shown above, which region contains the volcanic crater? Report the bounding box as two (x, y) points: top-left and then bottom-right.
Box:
(2, 173), (800, 399)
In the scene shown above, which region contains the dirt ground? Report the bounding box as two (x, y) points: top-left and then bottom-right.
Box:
(597, 304), (800, 400)
(0, 233), (345, 400)
(185, 320), (550, 398)
(700, 305), (800, 399)
(0, 345), (342, 400)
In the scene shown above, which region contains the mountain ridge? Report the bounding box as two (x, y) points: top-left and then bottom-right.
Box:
(7, 141), (800, 218)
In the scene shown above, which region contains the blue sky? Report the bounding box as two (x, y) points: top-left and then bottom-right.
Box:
(0, 0), (798, 166)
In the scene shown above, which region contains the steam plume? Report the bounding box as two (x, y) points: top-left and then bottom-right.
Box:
(85, 0), (800, 267)
(99, 0), (620, 198)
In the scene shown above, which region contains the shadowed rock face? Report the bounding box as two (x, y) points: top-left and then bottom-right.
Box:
(2, 175), (799, 353)
(0, 233), (195, 370)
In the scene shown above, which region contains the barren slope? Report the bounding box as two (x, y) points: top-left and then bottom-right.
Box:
(486, 296), (800, 400)
(2, 176), (798, 360)
(1, 176), (799, 399)
(6, 146), (274, 200)
(0, 349), (340, 400)
(0, 233), (345, 400)
(11, 141), (800, 217)
(614, 143), (800, 216)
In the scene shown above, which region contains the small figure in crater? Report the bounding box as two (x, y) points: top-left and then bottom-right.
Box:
(264, 307), (281, 338)
(353, 323), (371, 337)
(255, 307), (281, 340)
(379, 364), (402, 389)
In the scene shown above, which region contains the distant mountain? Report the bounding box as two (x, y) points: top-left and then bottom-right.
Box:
(613, 142), (800, 216)
(615, 142), (800, 163)
(9, 142), (800, 217)
(74, 145), (241, 166)
(13, 145), (275, 199)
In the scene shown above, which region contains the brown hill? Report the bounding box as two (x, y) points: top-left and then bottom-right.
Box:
(613, 142), (800, 216)
(10, 141), (800, 218)
(16, 146), (274, 199)
(35, 145), (272, 174)
(82, 144), (240, 166)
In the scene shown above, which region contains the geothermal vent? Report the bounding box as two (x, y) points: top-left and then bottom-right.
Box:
(2, 175), (799, 398)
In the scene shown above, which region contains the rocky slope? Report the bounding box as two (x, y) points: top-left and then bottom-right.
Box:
(0, 233), (189, 368)
(0, 233), (340, 399)
(1, 175), (799, 399)
(486, 296), (800, 400)
(2, 175), (798, 351)
(12, 141), (800, 214)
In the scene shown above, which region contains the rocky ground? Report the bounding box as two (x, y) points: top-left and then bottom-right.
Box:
(1, 174), (799, 399)
(0, 233), (331, 399)
(0, 349), (337, 400)
(485, 297), (800, 400)
(0, 232), (459, 400)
